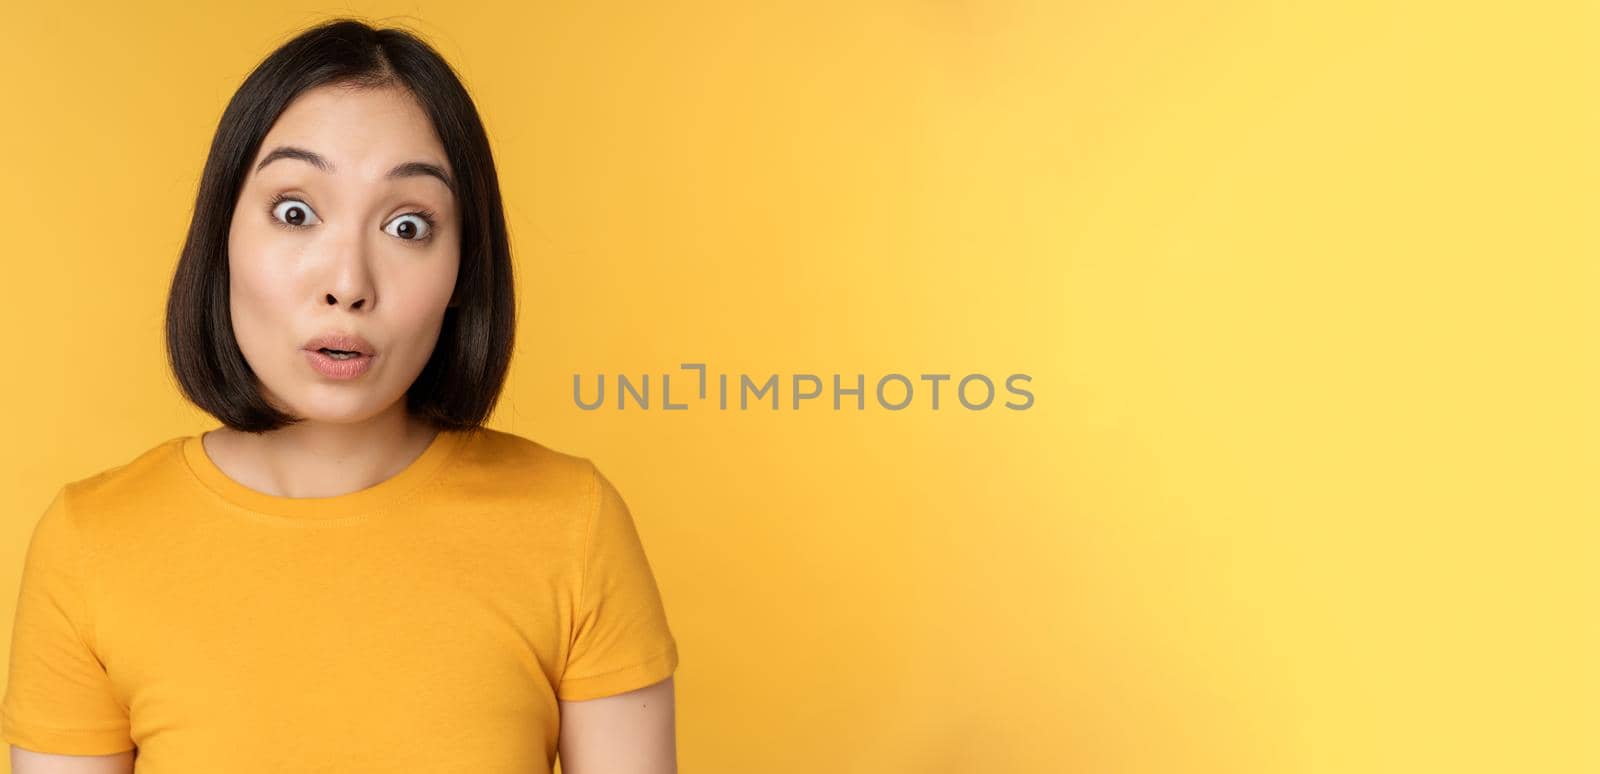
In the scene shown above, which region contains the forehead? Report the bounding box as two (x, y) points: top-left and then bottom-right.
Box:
(252, 83), (450, 178)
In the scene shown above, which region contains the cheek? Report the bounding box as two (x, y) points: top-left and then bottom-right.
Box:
(398, 263), (459, 322)
(383, 260), (459, 362)
(394, 249), (460, 311)
(226, 232), (300, 351)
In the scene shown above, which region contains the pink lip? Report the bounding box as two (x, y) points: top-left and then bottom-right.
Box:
(303, 349), (374, 380)
(302, 332), (375, 356)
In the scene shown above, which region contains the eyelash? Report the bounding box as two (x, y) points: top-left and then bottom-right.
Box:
(265, 192), (439, 244)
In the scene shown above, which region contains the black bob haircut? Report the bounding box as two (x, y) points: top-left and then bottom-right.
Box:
(166, 18), (514, 434)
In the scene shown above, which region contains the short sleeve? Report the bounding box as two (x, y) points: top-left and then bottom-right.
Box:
(556, 463), (680, 702)
(1, 486), (134, 754)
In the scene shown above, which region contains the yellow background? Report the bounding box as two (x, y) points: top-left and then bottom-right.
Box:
(1, 2), (1594, 771)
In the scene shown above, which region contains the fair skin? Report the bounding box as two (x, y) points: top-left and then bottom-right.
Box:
(14, 81), (676, 774)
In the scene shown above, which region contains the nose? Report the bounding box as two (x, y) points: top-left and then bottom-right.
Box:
(325, 289), (368, 310)
(321, 221), (376, 311)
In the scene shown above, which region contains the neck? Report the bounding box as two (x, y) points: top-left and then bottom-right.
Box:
(202, 405), (440, 499)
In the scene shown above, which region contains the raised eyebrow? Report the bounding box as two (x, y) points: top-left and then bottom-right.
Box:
(255, 145), (455, 195)
(255, 145), (330, 174)
(386, 161), (455, 196)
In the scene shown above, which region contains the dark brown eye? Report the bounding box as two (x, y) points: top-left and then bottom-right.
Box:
(270, 197), (319, 228)
(385, 213), (434, 242)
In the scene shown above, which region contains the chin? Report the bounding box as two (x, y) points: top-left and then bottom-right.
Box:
(304, 399), (389, 422)
(271, 389), (385, 424)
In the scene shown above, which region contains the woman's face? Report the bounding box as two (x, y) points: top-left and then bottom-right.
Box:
(227, 82), (460, 424)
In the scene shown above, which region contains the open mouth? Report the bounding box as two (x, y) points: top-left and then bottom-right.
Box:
(317, 348), (365, 360)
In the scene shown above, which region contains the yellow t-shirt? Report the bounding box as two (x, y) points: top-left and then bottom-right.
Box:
(1, 426), (679, 771)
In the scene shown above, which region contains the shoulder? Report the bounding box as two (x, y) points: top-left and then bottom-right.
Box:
(59, 435), (191, 515)
(32, 435), (190, 548)
(449, 426), (603, 507)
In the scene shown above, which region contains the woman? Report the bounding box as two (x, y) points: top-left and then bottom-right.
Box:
(2, 18), (679, 774)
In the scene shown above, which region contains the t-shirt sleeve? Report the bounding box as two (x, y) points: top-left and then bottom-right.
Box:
(556, 463), (680, 702)
(1, 485), (134, 755)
